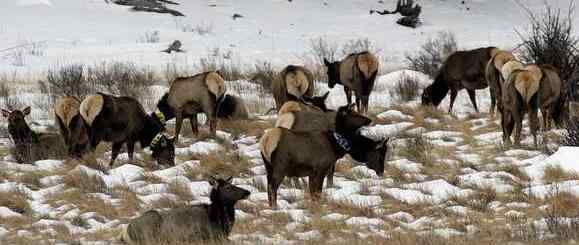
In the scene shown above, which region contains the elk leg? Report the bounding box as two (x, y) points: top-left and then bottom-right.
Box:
(174, 112), (183, 142)
(189, 115), (199, 135)
(356, 97), (362, 114)
(209, 118), (217, 137)
(308, 175), (322, 201)
(269, 174), (284, 209)
(513, 113), (523, 147)
(127, 141), (135, 164)
(448, 89), (458, 113)
(344, 87), (352, 105)
(502, 111), (514, 146)
(326, 164), (335, 188)
(489, 86), (496, 116)
(110, 142), (123, 168)
(467, 89), (479, 113)
(530, 109), (539, 146)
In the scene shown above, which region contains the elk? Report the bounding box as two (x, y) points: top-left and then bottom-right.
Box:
(485, 49), (522, 116)
(79, 93), (175, 168)
(155, 71), (226, 142)
(272, 65), (315, 110)
(119, 176), (250, 244)
(260, 104), (388, 208)
(216, 94), (249, 120)
(501, 65), (543, 146)
(54, 96), (90, 157)
(422, 47), (497, 113)
(2, 107), (66, 163)
(537, 65), (569, 130)
(324, 51), (379, 115)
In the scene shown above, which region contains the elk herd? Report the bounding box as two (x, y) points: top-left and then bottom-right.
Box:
(0, 46), (571, 243)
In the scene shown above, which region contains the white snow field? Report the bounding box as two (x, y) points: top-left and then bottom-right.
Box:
(1, 0), (579, 244)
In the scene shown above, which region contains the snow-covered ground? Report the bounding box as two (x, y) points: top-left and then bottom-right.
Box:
(1, 0), (579, 244)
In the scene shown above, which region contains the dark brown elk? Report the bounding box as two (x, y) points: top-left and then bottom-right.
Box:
(485, 49), (522, 116)
(422, 47), (497, 113)
(260, 104), (388, 208)
(54, 96), (90, 157)
(79, 93), (175, 168)
(155, 71), (226, 142)
(324, 51), (379, 115)
(2, 107), (66, 163)
(272, 65), (315, 110)
(537, 65), (569, 130)
(119, 176), (250, 244)
(501, 65), (543, 146)
(216, 94), (249, 120)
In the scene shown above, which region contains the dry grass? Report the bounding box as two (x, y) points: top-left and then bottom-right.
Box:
(449, 186), (497, 212)
(0, 187), (31, 217)
(63, 166), (107, 193)
(543, 190), (579, 240)
(219, 119), (274, 138)
(542, 165), (579, 184)
(189, 150), (253, 179)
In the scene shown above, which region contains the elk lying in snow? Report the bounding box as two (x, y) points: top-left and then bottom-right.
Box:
(54, 96), (90, 157)
(79, 93), (175, 168)
(260, 104), (388, 208)
(501, 65), (543, 146)
(324, 51), (379, 115)
(119, 176), (250, 244)
(155, 71), (226, 142)
(272, 65), (315, 110)
(485, 49), (522, 116)
(537, 65), (569, 130)
(216, 94), (249, 120)
(2, 107), (66, 163)
(422, 47), (497, 113)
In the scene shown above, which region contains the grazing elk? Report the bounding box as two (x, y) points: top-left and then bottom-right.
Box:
(422, 47), (497, 113)
(276, 107), (337, 132)
(2, 107), (66, 163)
(155, 71), (226, 142)
(119, 176), (250, 244)
(216, 94), (249, 120)
(537, 65), (569, 130)
(485, 49), (523, 116)
(272, 65), (315, 110)
(324, 51), (379, 115)
(54, 96), (90, 157)
(260, 104), (388, 208)
(79, 93), (175, 168)
(501, 65), (543, 146)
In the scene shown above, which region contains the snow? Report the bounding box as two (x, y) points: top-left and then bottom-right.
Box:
(402, 179), (470, 203)
(33, 159), (64, 171)
(381, 188), (433, 204)
(345, 217), (385, 227)
(388, 159), (422, 173)
(522, 147), (579, 183)
(387, 212), (415, 223)
(361, 122), (413, 139)
(377, 110), (412, 121)
(0, 207), (23, 219)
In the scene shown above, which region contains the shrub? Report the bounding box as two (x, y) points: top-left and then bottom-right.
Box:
(390, 72), (421, 102)
(249, 60), (276, 94)
(39, 62), (156, 106)
(405, 31), (457, 78)
(138, 30), (160, 43)
(197, 48), (245, 81)
(517, 1), (579, 99)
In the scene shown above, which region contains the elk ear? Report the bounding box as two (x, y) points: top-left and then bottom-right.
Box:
(1, 109), (9, 118)
(225, 176), (233, 183)
(323, 58), (330, 66)
(322, 91), (330, 100)
(22, 107), (31, 116)
(168, 136), (175, 144)
(209, 176), (219, 187)
(347, 103), (356, 111)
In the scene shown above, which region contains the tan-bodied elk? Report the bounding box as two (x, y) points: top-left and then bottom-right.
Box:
(485, 49), (523, 116)
(155, 71), (226, 142)
(501, 65), (543, 146)
(80, 93), (175, 168)
(54, 96), (90, 157)
(260, 104), (388, 208)
(324, 51), (379, 115)
(272, 65), (315, 110)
